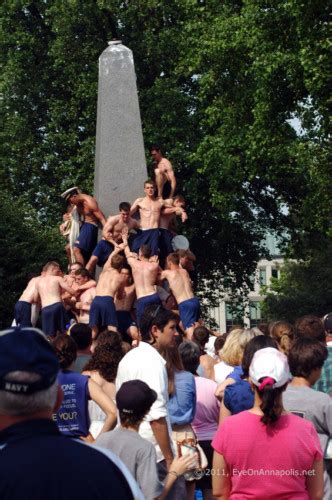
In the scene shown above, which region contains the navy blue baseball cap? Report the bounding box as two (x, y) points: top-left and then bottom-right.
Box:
(0, 327), (59, 394)
(116, 380), (157, 415)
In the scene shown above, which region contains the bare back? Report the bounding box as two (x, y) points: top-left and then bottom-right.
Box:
(95, 268), (124, 298)
(76, 194), (101, 224)
(36, 276), (64, 308)
(129, 259), (159, 299)
(19, 277), (41, 304)
(162, 268), (194, 304)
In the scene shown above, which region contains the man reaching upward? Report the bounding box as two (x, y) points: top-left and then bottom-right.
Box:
(160, 253), (200, 339)
(61, 187), (106, 265)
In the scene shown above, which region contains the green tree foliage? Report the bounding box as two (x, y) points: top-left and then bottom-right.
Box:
(0, 190), (65, 328)
(262, 239), (332, 322)
(1, 0), (330, 311)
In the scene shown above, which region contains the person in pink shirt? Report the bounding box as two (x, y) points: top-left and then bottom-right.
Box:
(212, 347), (324, 500)
(179, 341), (219, 499)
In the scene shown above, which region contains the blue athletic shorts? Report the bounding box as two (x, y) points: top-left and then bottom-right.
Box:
(92, 240), (114, 267)
(131, 228), (159, 256)
(74, 223), (98, 260)
(136, 293), (161, 327)
(89, 296), (117, 329)
(41, 302), (68, 336)
(159, 228), (173, 261)
(178, 297), (200, 330)
(14, 300), (32, 327)
(116, 311), (137, 335)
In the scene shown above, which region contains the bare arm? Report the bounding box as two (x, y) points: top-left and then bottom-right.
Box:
(101, 216), (119, 245)
(219, 400), (232, 424)
(157, 455), (196, 499)
(130, 198), (141, 216)
(212, 451), (231, 499)
(215, 378), (235, 401)
(88, 379), (117, 435)
(75, 279), (96, 293)
(59, 278), (77, 296)
(306, 459), (324, 500)
(150, 417), (174, 470)
(167, 169), (176, 198)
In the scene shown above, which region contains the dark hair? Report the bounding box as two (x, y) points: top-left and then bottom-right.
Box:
(178, 341), (200, 375)
(119, 202), (131, 212)
(158, 345), (184, 396)
(167, 252), (180, 266)
(214, 333), (229, 355)
(288, 337), (328, 378)
(270, 321), (294, 355)
(140, 244), (152, 258)
(74, 268), (91, 279)
(111, 254), (125, 270)
(140, 305), (178, 342)
(242, 336), (278, 378)
(144, 179), (156, 188)
(69, 324), (92, 350)
(119, 409), (148, 427)
(53, 334), (77, 369)
(257, 383), (286, 426)
(149, 145), (161, 152)
(84, 331), (124, 382)
(295, 315), (325, 343)
(192, 326), (210, 353)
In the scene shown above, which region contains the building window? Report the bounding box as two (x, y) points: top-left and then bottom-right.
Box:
(259, 268), (267, 286)
(225, 303), (243, 331)
(271, 267), (279, 279)
(249, 301), (264, 328)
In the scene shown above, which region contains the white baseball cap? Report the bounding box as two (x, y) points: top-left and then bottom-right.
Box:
(60, 186), (81, 200)
(249, 347), (291, 389)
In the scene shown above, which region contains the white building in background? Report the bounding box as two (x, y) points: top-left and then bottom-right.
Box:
(208, 234), (284, 332)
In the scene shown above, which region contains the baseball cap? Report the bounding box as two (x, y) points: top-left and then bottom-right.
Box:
(60, 186), (81, 201)
(116, 380), (157, 415)
(0, 327), (59, 394)
(249, 347), (291, 389)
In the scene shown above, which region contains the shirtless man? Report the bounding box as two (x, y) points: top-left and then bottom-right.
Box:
(74, 268), (96, 324)
(160, 253), (200, 339)
(130, 180), (172, 256)
(123, 233), (161, 327)
(86, 202), (139, 274)
(150, 145), (176, 199)
(159, 195), (188, 264)
(35, 261), (77, 336)
(61, 187), (106, 265)
(115, 267), (138, 342)
(89, 248), (126, 339)
(14, 275), (41, 327)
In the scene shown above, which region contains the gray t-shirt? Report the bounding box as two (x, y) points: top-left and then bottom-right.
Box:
(283, 385), (332, 451)
(95, 427), (163, 500)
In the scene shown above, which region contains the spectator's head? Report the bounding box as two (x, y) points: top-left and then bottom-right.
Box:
(249, 347), (291, 426)
(83, 331), (124, 383)
(220, 328), (263, 367)
(295, 315), (325, 343)
(288, 338), (328, 383)
(140, 305), (178, 347)
(69, 324), (92, 352)
(192, 326), (210, 354)
(323, 313), (332, 335)
(0, 327), (60, 418)
(117, 380), (157, 427)
(178, 341), (200, 375)
(53, 334), (77, 370)
(214, 333), (229, 358)
(241, 335), (278, 378)
(269, 321), (295, 356)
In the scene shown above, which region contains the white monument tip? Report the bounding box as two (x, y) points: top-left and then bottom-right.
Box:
(108, 40), (122, 45)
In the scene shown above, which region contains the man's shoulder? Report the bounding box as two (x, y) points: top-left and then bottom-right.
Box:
(160, 157), (172, 168)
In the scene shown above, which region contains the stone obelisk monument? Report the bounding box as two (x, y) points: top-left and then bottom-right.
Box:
(94, 41), (147, 216)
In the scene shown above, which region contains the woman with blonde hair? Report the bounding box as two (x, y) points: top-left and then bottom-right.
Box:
(270, 320), (295, 355)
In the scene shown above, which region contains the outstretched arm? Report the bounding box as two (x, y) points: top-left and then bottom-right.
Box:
(104, 244), (125, 270)
(130, 198), (141, 216)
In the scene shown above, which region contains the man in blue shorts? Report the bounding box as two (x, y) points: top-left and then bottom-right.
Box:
(61, 187), (106, 265)
(160, 253), (200, 339)
(130, 180), (173, 257)
(86, 202), (140, 275)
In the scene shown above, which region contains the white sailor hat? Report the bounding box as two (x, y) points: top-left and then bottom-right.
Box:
(60, 186), (81, 200)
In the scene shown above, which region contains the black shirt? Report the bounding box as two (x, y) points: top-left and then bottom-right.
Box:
(0, 419), (141, 499)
